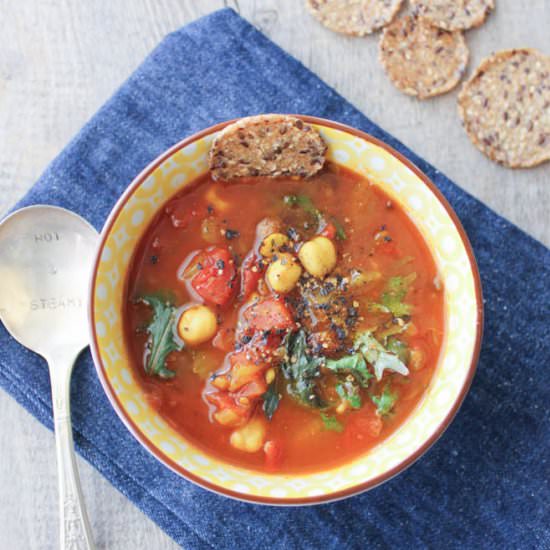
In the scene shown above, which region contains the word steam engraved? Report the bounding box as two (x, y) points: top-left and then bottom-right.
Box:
(30, 297), (83, 311)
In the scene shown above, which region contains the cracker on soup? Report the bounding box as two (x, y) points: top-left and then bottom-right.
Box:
(209, 115), (327, 181)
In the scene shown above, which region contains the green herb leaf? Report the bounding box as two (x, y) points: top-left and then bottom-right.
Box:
(336, 382), (362, 409)
(371, 385), (397, 416)
(280, 330), (326, 408)
(262, 383), (280, 421)
(381, 273), (417, 317)
(140, 295), (184, 379)
(324, 353), (372, 387)
(321, 413), (343, 432)
(354, 331), (409, 381)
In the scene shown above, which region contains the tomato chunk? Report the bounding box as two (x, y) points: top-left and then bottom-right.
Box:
(209, 296), (294, 427)
(191, 247), (237, 306)
(240, 252), (264, 300)
(250, 330), (286, 353)
(242, 297), (295, 332)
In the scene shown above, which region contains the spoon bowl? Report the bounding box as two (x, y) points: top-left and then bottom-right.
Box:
(0, 205), (98, 549)
(0, 205), (96, 358)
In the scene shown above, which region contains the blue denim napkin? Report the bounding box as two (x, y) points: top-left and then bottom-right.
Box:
(1, 8), (548, 550)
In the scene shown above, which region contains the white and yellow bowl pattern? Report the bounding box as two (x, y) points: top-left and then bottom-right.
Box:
(91, 121), (481, 503)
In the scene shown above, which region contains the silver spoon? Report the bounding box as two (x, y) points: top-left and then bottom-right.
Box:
(0, 205), (97, 550)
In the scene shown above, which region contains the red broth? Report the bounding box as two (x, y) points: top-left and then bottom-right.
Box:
(124, 163), (444, 473)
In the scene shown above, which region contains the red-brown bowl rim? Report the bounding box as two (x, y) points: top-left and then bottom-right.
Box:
(88, 115), (484, 506)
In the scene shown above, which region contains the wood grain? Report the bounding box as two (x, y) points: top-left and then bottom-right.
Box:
(0, 1), (548, 548)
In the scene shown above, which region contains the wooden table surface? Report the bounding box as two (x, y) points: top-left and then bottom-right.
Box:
(0, 1), (548, 548)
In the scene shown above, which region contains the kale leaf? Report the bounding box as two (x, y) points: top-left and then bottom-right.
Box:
(280, 330), (326, 408)
(354, 331), (409, 381)
(324, 353), (372, 388)
(371, 385), (397, 416)
(336, 381), (362, 409)
(140, 295), (184, 379)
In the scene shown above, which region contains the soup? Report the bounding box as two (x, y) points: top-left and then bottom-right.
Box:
(124, 163), (444, 474)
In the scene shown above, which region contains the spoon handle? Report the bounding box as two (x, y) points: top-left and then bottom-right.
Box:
(49, 358), (95, 550)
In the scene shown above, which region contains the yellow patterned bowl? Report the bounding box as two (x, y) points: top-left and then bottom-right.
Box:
(89, 116), (483, 505)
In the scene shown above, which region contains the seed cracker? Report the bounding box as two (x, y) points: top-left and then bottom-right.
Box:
(306, 0), (404, 36)
(458, 49), (550, 168)
(411, 0), (494, 31)
(379, 16), (469, 99)
(209, 115), (327, 181)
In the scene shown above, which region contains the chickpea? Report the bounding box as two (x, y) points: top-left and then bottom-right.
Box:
(298, 236), (337, 279)
(266, 253), (302, 293)
(177, 305), (217, 346)
(259, 232), (290, 257)
(230, 417), (267, 453)
(265, 368), (276, 385)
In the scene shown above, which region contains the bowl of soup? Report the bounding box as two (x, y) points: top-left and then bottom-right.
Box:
(89, 115), (482, 504)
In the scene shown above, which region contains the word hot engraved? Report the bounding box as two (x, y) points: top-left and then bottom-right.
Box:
(34, 230), (61, 243)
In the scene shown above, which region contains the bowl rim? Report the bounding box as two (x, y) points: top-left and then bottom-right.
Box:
(88, 115), (484, 506)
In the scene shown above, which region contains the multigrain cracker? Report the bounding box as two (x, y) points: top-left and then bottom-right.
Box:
(411, 0), (494, 31)
(458, 49), (550, 168)
(209, 115), (327, 181)
(379, 16), (469, 99)
(306, 0), (404, 36)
